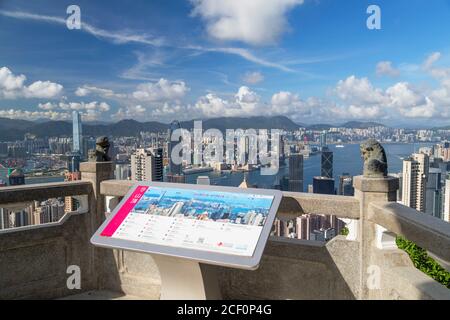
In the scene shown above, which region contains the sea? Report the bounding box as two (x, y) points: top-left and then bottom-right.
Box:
(184, 143), (433, 190)
(0, 143), (434, 190)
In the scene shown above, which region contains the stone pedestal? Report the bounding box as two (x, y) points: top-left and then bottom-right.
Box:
(353, 175), (399, 299)
(80, 161), (114, 289)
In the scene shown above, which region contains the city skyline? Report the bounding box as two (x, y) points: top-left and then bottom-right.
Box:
(0, 1), (450, 127)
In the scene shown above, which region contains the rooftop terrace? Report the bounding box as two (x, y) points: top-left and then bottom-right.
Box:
(1, 161), (449, 300)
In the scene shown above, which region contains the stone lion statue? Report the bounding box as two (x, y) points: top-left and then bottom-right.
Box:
(89, 136), (111, 162)
(360, 139), (388, 177)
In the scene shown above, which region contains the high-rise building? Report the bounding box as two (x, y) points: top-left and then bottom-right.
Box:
(168, 120), (182, 176)
(131, 148), (163, 182)
(152, 147), (164, 181)
(288, 154), (303, 192)
(0, 208), (10, 230)
(321, 147), (333, 179)
(0, 142), (8, 156)
(320, 131), (327, 149)
(313, 176), (335, 195)
(391, 173), (403, 202)
(425, 168), (442, 219)
(338, 174), (354, 196)
(8, 168), (25, 186)
(72, 111), (82, 155)
(115, 164), (131, 180)
(402, 153), (429, 213)
(69, 154), (81, 172)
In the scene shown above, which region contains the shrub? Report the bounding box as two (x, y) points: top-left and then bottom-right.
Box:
(396, 236), (450, 289)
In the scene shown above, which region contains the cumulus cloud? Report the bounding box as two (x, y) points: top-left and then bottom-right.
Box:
(193, 86), (318, 122)
(335, 76), (387, 105)
(39, 101), (111, 112)
(75, 85), (126, 99)
(0, 109), (71, 121)
(190, 0), (304, 45)
(331, 75), (439, 120)
(132, 78), (189, 102)
(243, 71), (264, 84)
(376, 61), (400, 77)
(0, 67), (63, 99)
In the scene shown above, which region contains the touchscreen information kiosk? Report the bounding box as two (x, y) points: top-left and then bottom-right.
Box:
(91, 182), (282, 299)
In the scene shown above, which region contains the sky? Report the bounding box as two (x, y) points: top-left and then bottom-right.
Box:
(0, 0), (450, 127)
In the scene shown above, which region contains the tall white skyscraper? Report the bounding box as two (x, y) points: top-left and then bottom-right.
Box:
(131, 148), (163, 182)
(402, 153), (429, 213)
(72, 111), (82, 155)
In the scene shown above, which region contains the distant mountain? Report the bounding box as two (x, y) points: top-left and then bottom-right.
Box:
(0, 116), (303, 141)
(180, 116), (303, 132)
(306, 123), (333, 131)
(340, 121), (385, 129)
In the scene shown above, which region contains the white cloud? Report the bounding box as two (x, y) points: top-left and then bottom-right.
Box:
(423, 52), (441, 70)
(0, 10), (293, 73)
(75, 85), (126, 99)
(271, 91), (298, 107)
(335, 76), (387, 105)
(243, 71), (264, 84)
(376, 61), (400, 77)
(0, 10), (163, 46)
(0, 67), (63, 99)
(385, 82), (426, 108)
(39, 101), (111, 113)
(0, 109), (71, 121)
(24, 80), (63, 98)
(332, 75), (438, 120)
(190, 0), (304, 45)
(132, 78), (189, 102)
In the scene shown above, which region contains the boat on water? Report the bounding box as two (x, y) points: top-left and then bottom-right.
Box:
(335, 144), (345, 148)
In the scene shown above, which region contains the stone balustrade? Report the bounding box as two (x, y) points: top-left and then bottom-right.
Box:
(0, 161), (449, 300)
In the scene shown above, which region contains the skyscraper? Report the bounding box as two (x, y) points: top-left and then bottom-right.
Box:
(338, 173), (354, 196)
(8, 169), (25, 186)
(321, 147), (333, 179)
(320, 131), (327, 149)
(288, 154), (304, 192)
(131, 148), (164, 182)
(425, 168), (442, 219)
(402, 153), (429, 213)
(72, 111), (82, 155)
(313, 176), (335, 195)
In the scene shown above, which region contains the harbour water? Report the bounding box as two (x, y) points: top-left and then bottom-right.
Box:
(185, 143), (433, 190)
(0, 143), (433, 190)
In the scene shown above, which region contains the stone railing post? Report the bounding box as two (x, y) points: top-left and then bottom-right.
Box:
(80, 161), (114, 288)
(353, 175), (399, 299)
(80, 162), (114, 228)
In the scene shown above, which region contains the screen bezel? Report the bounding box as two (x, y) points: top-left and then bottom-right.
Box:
(90, 181), (283, 270)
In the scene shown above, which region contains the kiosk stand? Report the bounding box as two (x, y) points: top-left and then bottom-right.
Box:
(152, 255), (221, 300)
(91, 182), (282, 300)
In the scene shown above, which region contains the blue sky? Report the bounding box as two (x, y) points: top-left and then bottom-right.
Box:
(0, 0), (450, 127)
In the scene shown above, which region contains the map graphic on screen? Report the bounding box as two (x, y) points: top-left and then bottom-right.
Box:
(101, 186), (274, 257)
